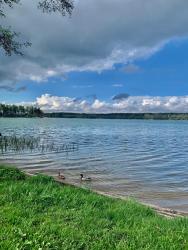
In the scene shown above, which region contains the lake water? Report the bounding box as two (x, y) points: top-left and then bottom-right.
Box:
(0, 118), (188, 211)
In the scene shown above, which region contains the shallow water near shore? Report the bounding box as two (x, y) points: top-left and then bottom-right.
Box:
(0, 118), (188, 211)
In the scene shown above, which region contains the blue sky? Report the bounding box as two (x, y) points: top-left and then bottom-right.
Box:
(0, 0), (188, 112)
(1, 39), (188, 102)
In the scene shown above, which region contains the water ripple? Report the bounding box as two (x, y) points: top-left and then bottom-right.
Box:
(0, 118), (188, 211)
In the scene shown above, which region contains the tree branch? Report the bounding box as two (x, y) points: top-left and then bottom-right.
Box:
(0, 0), (74, 56)
(0, 26), (31, 56)
(38, 0), (73, 16)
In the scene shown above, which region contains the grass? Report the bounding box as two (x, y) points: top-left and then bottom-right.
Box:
(0, 165), (188, 250)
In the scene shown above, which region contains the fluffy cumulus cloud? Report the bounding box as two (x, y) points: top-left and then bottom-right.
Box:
(1, 0), (188, 86)
(35, 94), (188, 113)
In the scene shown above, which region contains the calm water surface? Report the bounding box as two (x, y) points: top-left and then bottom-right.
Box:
(0, 118), (188, 211)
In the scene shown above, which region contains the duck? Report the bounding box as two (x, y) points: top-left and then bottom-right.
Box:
(58, 172), (66, 180)
(80, 173), (92, 181)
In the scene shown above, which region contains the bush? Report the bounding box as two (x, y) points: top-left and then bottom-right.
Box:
(0, 165), (26, 181)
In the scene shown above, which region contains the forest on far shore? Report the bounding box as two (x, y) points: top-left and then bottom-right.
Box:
(1, 103), (188, 119)
(0, 104), (43, 117)
(44, 112), (188, 120)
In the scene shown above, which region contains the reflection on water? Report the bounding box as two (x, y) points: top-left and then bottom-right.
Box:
(0, 118), (188, 211)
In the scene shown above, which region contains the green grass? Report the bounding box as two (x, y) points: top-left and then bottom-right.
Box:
(0, 165), (188, 250)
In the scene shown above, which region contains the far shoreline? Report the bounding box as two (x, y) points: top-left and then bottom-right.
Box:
(1, 112), (188, 120)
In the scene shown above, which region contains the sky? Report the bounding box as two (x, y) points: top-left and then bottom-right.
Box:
(0, 0), (188, 113)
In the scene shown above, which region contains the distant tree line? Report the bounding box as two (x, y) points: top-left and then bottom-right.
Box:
(44, 112), (188, 120)
(1, 107), (188, 119)
(0, 104), (43, 117)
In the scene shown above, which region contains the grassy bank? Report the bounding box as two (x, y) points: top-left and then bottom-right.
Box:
(0, 165), (188, 250)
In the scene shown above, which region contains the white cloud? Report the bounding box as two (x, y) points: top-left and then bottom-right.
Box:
(35, 94), (188, 113)
(1, 0), (188, 85)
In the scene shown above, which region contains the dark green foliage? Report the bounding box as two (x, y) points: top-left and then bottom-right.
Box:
(0, 164), (25, 180)
(0, 0), (74, 55)
(0, 0), (20, 17)
(0, 165), (188, 249)
(45, 112), (188, 120)
(0, 26), (31, 56)
(0, 0), (31, 55)
(0, 103), (43, 117)
(38, 0), (73, 16)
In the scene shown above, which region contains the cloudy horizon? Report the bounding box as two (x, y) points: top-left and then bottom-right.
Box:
(9, 94), (186, 113)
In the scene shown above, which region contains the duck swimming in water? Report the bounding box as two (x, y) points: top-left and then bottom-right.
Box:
(80, 173), (92, 181)
(58, 172), (65, 180)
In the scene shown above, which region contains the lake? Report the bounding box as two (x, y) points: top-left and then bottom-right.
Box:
(0, 118), (188, 211)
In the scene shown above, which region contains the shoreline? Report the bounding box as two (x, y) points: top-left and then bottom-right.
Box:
(1, 113), (188, 120)
(1, 164), (188, 249)
(1, 161), (187, 218)
(26, 171), (188, 218)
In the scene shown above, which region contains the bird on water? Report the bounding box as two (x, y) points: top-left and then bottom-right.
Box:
(58, 172), (65, 180)
(80, 173), (92, 181)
